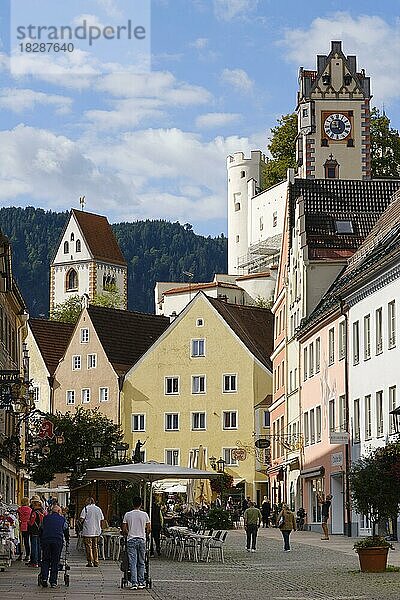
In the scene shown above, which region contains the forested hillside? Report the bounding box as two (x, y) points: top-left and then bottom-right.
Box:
(0, 207), (227, 316)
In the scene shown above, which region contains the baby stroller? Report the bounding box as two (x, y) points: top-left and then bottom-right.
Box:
(37, 540), (70, 587)
(120, 536), (152, 589)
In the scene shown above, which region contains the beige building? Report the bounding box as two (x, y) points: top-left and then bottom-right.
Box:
(122, 292), (274, 502)
(52, 305), (169, 426)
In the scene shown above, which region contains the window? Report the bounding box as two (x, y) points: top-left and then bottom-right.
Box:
(80, 328), (89, 343)
(165, 413), (179, 431)
(76, 239), (81, 252)
(309, 343), (314, 377)
(263, 410), (270, 427)
(260, 216), (263, 231)
(338, 395), (346, 431)
(223, 411), (237, 429)
(196, 318), (204, 327)
(240, 170), (246, 178)
(165, 377), (179, 395)
(132, 414), (145, 432)
(329, 399), (335, 432)
(191, 339), (205, 357)
(353, 398), (360, 443)
(223, 374), (237, 393)
(87, 354), (97, 369)
(192, 375), (205, 394)
(236, 235), (239, 243)
(335, 220), (354, 234)
(165, 449), (179, 466)
(192, 412), (206, 430)
(364, 315), (371, 360)
(99, 387), (109, 402)
(81, 388), (90, 404)
(63, 240), (69, 254)
(66, 268), (78, 291)
(72, 355), (81, 370)
(315, 338), (321, 373)
(339, 321), (346, 360)
(365, 395), (372, 439)
(376, 308), (383, 354)
(389, 386), (397, 435)
(66, 390), (75, 405)
(310, 408), (315, 444)
(32, 386), (40, 404)
(328, 328), (335, 365)
(388, 300), (396, 348)
(316, 406), (322, 442)
(353, 321), (360, 365)
(304, 412), (309, 446)
(376, 391), (383, 437)
(273, 211), (277, 227)
(303, 347), (308, 380)
(234, 202), (241, 212)
(223, 448), (238, 466)
(70, 232), (74, 241)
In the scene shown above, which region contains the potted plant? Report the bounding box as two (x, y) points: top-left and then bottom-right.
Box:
(349, 442), (400, 573)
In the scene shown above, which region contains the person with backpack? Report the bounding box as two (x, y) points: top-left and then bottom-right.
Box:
(39, 504), (69, 589)
(28, 496), (46, 567)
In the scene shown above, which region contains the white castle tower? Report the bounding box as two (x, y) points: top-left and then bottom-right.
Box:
(227, 151), (266, 274)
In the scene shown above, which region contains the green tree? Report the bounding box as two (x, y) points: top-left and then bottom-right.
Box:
(370, 108), (400, 178)
(50, 294), (82, 323)
(28, 407), (124, 487)
(263, 113), (298, 188)
(92, 284), (123, 309)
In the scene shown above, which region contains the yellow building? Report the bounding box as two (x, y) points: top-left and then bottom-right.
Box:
(122, 292), (274, 502)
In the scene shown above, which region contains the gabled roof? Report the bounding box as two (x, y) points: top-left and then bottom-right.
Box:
(72, 209), (126, 266)
(299, 192), (400, 337)
(289, 179), (400, 259)
(29, 319), (75, 376)
(206, 297), (274, 371)
(87, 305), (170, 375)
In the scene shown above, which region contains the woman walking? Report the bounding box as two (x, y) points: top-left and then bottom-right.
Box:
(277, 504), (296, 552)
(17, 497), (32, 562)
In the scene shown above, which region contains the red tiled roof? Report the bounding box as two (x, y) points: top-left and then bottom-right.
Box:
(29, 319), (75, 376)
(164, 282), (239, 295)
(235, 271), (271, 281)
(72, 209), (126, 266)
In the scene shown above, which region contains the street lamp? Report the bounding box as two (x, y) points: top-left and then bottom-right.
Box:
(114, 442), (129, 463)
(216, 458), (226, 474)
(92, 441), (102, 460)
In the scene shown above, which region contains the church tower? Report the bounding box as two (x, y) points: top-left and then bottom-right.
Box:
(297, 41), (371, 180)
(50, 209), (127, 312)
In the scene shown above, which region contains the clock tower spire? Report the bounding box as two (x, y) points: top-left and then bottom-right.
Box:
(296, 40), (371, 180)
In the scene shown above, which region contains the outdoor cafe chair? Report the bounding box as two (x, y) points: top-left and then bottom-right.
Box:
(179, 534), (199, 562)
(205, 531), (227, 563)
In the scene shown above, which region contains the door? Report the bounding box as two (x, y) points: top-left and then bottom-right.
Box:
(330, 473), (344, 534)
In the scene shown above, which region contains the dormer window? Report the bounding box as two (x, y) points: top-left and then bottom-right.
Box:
(76, 239), (81, 252)
(344, 74), (352, 86)
(63, 241), (69, 254)
(335, 220), (354, 234)
(322, 73), (331, 85)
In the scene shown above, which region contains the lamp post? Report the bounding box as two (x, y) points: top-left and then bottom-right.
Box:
(215, 457), (226, 506)
(113, 442), (129, 463)
(92, 441), (102, 461)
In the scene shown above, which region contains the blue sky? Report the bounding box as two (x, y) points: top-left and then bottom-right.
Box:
(1, 0), (400, 236)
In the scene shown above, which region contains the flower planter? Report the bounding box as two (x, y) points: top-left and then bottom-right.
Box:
(355, 546), (389, 572)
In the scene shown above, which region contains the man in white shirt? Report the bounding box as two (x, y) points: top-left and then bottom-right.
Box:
(80, 497), (105, 567)
(122, 496), (151, 590)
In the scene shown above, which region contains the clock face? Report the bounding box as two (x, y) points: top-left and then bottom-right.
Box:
(324, 113), (351, 140)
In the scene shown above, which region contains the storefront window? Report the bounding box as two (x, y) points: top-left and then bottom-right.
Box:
(309, 479), (322, 522)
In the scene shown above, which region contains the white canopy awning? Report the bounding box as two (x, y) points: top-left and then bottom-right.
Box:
(85, 461), (221, 484)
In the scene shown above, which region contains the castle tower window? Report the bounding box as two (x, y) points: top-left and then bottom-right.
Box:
(70, 232), (74, 241)
(63, 241), (69, 254)
(234, 202), (241, 212)
(76, 239), (81, 252)
(66, 268), (78, 291)
(240, 170), (246, 178)
(324, 154), (339, 179)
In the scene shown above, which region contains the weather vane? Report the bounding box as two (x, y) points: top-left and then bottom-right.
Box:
(79, 195), (86, 211)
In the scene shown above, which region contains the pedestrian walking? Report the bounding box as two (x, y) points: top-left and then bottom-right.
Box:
(67, 500), (76, 529)
(243, 500), (262, 552)
(17, 497), (32, 562)
(150, 501), (163, 557)
(28, 496), (46, 567)
(80, 497), (105, 567)
(122, 496), (151, 590)
(318, 493), (332, 540)
(261, 496), (271, 528)
(39, 505), (69, 589)
(277, 504), (296, 551)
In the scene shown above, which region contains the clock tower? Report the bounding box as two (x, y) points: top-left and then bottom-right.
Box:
(296, 41), (371, 180)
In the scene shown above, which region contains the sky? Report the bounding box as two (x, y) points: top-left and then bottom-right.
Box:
(0, 0), (400, 236)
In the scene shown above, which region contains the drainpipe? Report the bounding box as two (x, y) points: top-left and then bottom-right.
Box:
(341, 300), (352, 537)
(117, 374), (125, 428)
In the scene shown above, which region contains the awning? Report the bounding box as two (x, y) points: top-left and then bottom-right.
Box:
(287, 458), (300, 471)
(300, 466), (325, 479)
(233, 478), (245, 486)
(267, 465), (284, 477)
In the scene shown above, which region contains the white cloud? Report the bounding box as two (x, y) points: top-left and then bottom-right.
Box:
(280, 12), (400, 104)
(190, 37), (209, 49)
(213, 0), (259, 22)
(73, 14), (105, 29)
(221, 68), (253, 93)
(196, 112), (241, 129)
(0, 89), (72, 114)
(95, 0), (123, 19)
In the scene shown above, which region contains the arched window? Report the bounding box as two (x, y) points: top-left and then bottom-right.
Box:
(63, 241), (69, 254)
(70, 232), (74, 241)
(66, 269), (78, 291)
(76, 239), (81, 252)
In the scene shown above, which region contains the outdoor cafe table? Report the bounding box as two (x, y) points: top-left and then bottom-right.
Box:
(101, 529), (121, 559)
(167, 527), (213, 560)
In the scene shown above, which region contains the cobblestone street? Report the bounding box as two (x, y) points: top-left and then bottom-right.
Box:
(0, 530), (399, 600)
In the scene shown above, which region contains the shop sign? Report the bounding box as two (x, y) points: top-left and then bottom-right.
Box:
(232, 448), (247, 461)
(329, 431), (349, 445)
(331, 452), (343, 467)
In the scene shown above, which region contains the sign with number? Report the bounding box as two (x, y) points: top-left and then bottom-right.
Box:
(255, 438), (270, 449)
(231, 448), (247, 461)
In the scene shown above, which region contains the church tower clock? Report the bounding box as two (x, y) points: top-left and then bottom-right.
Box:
(296, 41), (371, 180)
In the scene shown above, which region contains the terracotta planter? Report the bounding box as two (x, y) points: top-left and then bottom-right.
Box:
(355, 546), (389, 572)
